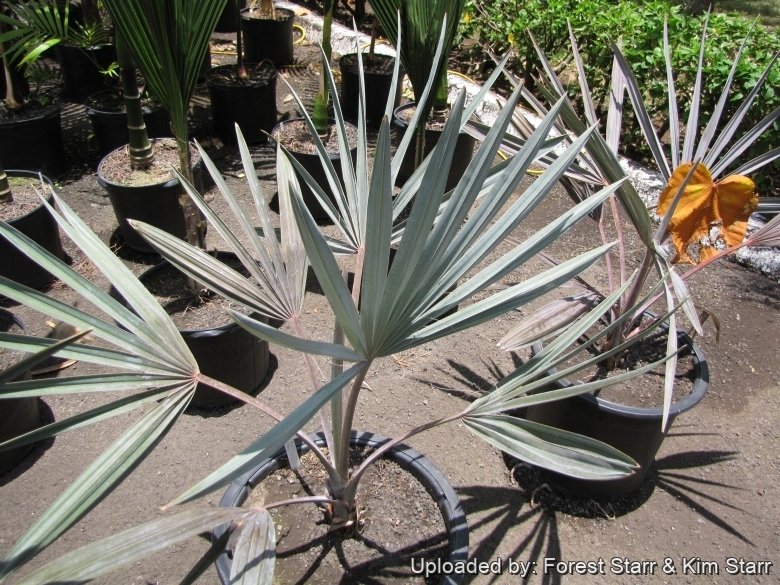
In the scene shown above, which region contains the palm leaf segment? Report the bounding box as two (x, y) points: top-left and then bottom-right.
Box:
(0, 189), (199, 579)
(101, 0), (227, 149)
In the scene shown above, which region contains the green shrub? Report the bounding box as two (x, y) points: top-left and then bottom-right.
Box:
(461, 0), (780, 195)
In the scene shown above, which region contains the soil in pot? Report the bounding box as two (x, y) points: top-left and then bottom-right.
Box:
(339, 53), (401, 127)
(85, 90), (172, 157)
(393, 104), (476, 193)
(241, 7), (295, 68)
(139, 254), (270, 409)
(218, 433), (467, 585)
(206, 63), (278, 145)
(0, 172), (65, 289)
(0, 100), (65, 178)
(524, 322), (708, 499)
(272, 119), (358, 223)
(97, 138), (200, 253)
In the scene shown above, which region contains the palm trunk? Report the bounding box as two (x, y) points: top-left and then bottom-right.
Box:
(116, 32), (154, 170)
(0, 166), (11, 204)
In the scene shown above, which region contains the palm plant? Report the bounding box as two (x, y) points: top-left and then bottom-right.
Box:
(0, 45), (673, 583)
(493, 19), (780, 426)
(370, 0), (466, 166)
(100, 0), (227, 243)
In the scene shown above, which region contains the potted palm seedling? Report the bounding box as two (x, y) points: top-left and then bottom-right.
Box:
(0, 4), (66, 177)
(96, 0), (227, 252)
(97, 0), (269, 408)
(338, 19), (402, 127)
(271, 0), (361, 222)
(492, 19), (780, 498)
(371, 0), (475, 190)
(0, 44), (674, 584)
(0, 0), (116, 103)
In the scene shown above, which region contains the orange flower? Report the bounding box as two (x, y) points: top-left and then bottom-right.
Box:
(658, 163), (757, 264)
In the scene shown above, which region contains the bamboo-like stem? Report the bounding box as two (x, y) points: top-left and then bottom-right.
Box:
(115, 31), (154, 170)
(0, 22), (23, 111)
(0, 167), (11, 204)
(235, 0), (247, 79)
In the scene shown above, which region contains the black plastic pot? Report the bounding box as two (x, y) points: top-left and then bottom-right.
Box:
(393, 103), (476, 192)
(272, 119), (358, 223)
(0, 171), (65, 289)
(339, 53), (401, 127)
(137, 255), (270, 409)
(85, 91), (172, 157)
(0, 310), (43, 475)
(0, 107), (65, 178)
(56, 43), (116, 103)
(525, 328), (709, 498)
(97, 140), (201, 254)
(214, 431), (469, 585)
(240, 7), (295, 68)
(206, 63), (277, 145)
(215, 0), (247, 32)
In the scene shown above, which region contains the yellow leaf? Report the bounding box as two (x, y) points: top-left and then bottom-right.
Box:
(658, 163), (757, 264)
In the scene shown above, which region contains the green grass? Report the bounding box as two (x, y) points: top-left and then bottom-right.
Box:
(675, 0), (780, 28)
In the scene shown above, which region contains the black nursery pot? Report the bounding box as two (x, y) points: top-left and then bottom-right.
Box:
(214, 431), (469, 585)
(0, 310), (43, 475)
(215, 0), (247, 32)
(272, 119), (358, 223)
(393, 103), (476, 192)
(0, 107), (65, 178)
(525, 329), (709, 499)
(214, 0), (246, 32)
(56, 43), (116, 103)
(136, 255), (270, 409)
(97, 172), (187, 254)
(240, 7), (295, 68)
(339, 53), (401, 126)
(206, 63), (278, 145)
(85, 91), (172, 157)
(97, 140), (202, 254)
(0, 171), (65, 290)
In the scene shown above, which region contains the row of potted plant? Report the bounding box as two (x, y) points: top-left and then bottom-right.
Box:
(0, 1), (778, 584)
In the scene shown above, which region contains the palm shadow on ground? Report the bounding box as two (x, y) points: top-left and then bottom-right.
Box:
(421, 358), (752, 583)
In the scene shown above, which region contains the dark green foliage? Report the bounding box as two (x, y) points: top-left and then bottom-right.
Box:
(461, 0), (779, 194)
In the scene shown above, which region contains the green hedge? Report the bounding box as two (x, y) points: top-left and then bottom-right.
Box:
(460, 0), (779, 195)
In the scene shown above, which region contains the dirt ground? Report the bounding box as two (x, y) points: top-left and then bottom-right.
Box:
(1, 22), (779, 585)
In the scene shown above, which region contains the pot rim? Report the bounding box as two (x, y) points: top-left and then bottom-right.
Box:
(271, 118), (359, 159)
(239, 6), (294, 20)
(84, 89), (163, 116)
(136, 252), (260, 336)
(96, 138), (198, 190)
(205, 63), (278, 90)
(3, 170), (55, 223)
(0, 105), (60, 127)
(213, 430), (469, 585)
(533, 324), (709, 421)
